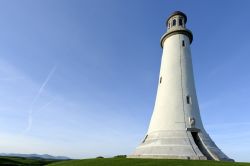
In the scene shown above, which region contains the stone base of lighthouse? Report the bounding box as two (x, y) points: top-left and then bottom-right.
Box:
(128, 130), (233, 161)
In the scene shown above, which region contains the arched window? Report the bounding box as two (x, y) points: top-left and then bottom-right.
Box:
(179, 18), (183, 26)
(172, 19), (176, 26)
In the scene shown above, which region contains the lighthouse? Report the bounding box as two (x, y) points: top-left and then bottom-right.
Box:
(129, 11), (233, 161)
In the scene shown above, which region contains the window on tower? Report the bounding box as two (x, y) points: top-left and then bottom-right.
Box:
(160, 76), (162, 84)
(173, 19), (176, 26)
(179, 18), (183, 26)
(186, 96), (191, 104)
(182, 40), (185, 47)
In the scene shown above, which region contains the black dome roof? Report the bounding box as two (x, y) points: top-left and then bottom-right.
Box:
(166, 11), (187, 24)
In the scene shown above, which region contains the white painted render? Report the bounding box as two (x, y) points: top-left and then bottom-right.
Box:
(148, 34), (203, 133)
(129, 11), (233, 161)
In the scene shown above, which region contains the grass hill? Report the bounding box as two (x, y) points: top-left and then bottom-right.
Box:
(48, 158), (250, 166)
(1, 156), (248, 166)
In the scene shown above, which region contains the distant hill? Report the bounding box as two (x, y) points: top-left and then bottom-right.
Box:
(0, 153), (70, 160)
(0, 156), (63, 166)
(48, 158), (250, 166)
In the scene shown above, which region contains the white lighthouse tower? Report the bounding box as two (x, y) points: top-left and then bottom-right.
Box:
(129, 11), (233, 161)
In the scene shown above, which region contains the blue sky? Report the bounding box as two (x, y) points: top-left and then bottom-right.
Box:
(0, 0), (250, 162)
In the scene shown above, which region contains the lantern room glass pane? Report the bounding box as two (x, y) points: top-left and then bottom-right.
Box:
(173, 19), (176, 26)
(179, 18), (183, 26)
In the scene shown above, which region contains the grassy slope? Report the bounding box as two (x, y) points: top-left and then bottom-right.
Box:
(48, 158), (250, 166)
(0, 156), (62, 166)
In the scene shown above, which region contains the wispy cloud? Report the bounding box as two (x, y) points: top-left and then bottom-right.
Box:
(24, 66), (57, 133)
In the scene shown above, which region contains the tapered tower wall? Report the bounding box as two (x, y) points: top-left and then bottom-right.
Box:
(129, 11), (233, 161)
(148, 34), (204, 133)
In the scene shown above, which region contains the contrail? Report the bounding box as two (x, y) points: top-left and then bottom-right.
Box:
(37, 98), (55, 113)
(24, 65), (57, 133)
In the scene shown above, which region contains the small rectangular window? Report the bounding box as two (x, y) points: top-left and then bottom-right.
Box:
(160, 77), (162, 84)
(186, 96), (191, 104)
(182, 40), (185, 47)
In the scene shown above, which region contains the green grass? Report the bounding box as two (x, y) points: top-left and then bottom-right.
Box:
(0, 156), (63, 166)
(47, 158), (250, 166)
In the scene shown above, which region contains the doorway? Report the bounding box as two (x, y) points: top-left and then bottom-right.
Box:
(191, 132), (213, 160)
